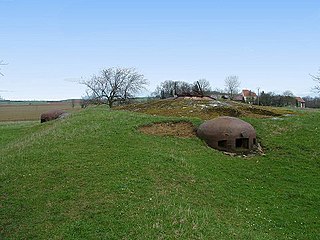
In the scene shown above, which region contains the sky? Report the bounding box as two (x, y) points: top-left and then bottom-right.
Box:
(0, 0), (320, 100)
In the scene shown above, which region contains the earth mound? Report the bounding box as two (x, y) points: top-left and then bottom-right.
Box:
(116, 98), (295, 119)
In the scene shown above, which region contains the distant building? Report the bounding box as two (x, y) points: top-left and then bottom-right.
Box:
(242, 89), (257, 104)
(233, 94), (244, 102)
(295, 97), (305, 108)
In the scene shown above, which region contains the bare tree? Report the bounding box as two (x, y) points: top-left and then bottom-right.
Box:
(225, 75), (240, 99)
(192, 78), (211, 96)
(153, 79), (211, 98)
(81, 67), (148, 108)
(311, 68), (320, 93)
(153, 80), (191, 98)
(282, 90), (295, 106)
(282, 90), (294, 97)
(154, 80), (176, 98)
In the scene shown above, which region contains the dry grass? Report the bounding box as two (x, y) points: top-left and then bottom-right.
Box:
(0, 102), (81, 121)
(116, 98), (295, 120)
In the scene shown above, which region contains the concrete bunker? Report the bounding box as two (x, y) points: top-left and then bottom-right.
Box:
(40, 109), (68, 123)
(197, 116), (257, 153)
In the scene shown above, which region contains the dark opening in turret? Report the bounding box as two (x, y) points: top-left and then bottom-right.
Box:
(236, 138), (249, 149)
(218, 140), (227, 148)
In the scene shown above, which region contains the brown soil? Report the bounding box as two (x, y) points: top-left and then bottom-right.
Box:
(139, 121), (196, 138)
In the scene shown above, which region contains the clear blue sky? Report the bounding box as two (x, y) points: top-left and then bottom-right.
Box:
(1, 0), (320, 100)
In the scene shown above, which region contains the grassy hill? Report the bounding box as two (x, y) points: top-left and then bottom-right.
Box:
(115, 98), (295, 119)
(1, 105), (319, 239)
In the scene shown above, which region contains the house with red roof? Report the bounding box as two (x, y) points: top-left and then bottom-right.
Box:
(295, 97), (305, 108)
(242, 89), (257, 104)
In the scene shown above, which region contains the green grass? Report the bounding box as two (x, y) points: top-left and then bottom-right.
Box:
(1, 106), (319, 239)
(0, 121), (40, 147)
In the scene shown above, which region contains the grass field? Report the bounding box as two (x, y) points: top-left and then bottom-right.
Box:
(1, 105), (320, 239)
(0, 102), (82, 122)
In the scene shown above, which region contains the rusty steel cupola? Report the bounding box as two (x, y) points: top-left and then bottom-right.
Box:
(197, 117), (257, 153)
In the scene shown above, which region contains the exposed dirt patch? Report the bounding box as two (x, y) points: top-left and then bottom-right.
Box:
(139, 121), (196, 138)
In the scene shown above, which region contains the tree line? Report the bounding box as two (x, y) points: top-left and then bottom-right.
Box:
(81, 66), (320, 108)
(258, 91), (297, 107)
(81, 66), (242, 108)
(152, 79), (211, 98)
(257, 68), (320, 108)
(1, 62), (320, 107)
(4, 61), (318, 108)
(1, 58), (320, 106)
(236, 90), (320, 108)
(152, 75), (241, 100)
(303, 96), (320, 108)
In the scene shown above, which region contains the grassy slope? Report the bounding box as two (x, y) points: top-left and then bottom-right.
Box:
(0, 121), (41, 147)
(1, 107), (319, 239)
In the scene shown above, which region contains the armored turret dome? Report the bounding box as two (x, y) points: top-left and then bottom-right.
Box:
(197, 117), (257, 153)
